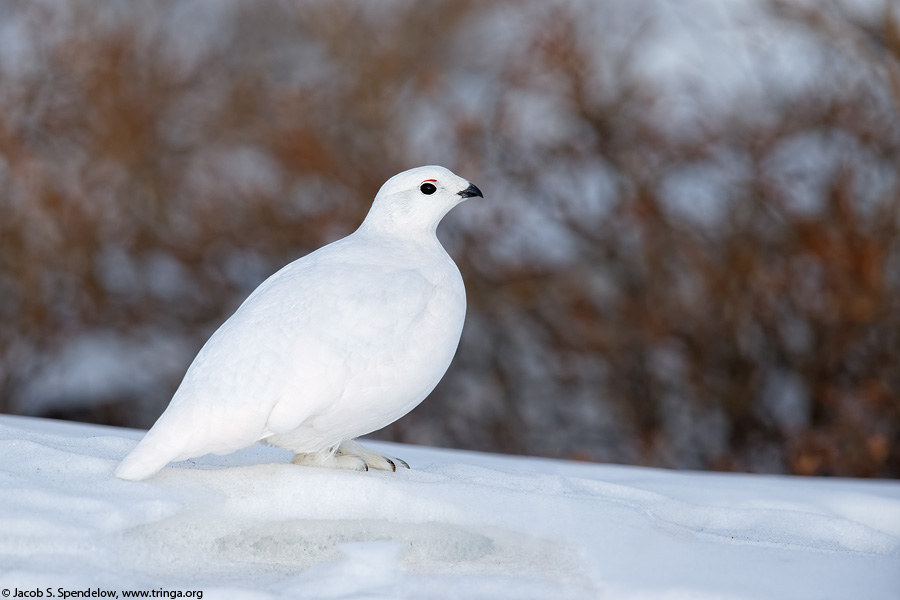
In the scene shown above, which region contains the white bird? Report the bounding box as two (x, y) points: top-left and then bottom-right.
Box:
(115, 165), (481, 481)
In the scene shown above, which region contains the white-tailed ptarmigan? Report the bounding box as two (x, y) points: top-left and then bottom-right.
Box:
(115, 165), (481, 481)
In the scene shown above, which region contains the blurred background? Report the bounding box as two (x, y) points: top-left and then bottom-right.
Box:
(1, 0), (898, 477)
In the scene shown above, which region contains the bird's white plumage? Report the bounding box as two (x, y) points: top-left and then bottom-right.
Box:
(115, 166), (478, 481)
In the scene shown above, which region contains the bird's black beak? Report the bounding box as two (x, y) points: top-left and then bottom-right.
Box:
(457, 183), (483, 199)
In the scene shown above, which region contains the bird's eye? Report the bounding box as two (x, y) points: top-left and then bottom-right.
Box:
(420, 183), (437, 195)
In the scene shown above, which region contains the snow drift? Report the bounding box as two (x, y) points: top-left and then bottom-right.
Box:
(0, 415), (897, 599)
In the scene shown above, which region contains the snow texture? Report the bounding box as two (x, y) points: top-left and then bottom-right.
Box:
(1, 415), (898, 599)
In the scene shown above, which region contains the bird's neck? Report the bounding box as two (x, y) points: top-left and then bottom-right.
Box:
(356, 214), (442, 244)
(352, 220), (448, 259)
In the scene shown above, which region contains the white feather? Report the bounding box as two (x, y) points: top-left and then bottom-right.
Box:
(115, 166), (477, 480)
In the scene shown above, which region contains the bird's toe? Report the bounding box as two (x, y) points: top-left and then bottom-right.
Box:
(334, 440), (410, 472)
(292, 450), (368, 471)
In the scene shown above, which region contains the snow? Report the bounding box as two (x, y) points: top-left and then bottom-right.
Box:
(1, 416), (897, 599)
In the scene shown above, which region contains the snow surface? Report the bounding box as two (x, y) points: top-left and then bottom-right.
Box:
(0, 415), (898, 599)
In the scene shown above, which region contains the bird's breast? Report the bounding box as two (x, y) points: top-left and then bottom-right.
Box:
(297, 258), (466, 441)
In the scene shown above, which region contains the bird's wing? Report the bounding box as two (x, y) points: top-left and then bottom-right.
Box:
(255, 256), (439, 435)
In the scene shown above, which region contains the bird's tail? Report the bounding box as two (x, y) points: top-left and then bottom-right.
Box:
(115, 436), (178, 481)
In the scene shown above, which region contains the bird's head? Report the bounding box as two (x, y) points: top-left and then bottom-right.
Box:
(360, 165), (482, 236)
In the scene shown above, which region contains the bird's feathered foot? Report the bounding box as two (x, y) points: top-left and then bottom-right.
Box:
(338, 439), (410, 472)
(291, 439), (409, 472)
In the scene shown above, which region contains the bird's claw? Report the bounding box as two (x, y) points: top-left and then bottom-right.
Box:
(292, 441), (409, 472)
